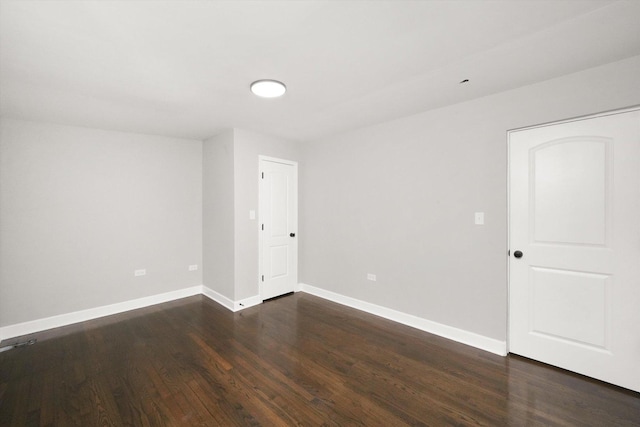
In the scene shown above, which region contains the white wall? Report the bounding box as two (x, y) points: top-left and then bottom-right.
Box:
(202, 130), (235, 300)
(4, 54), (639, 349)
(299, 55), (640, 342)
(0, 118), (203, 327)
(201, 128), (299, 303)
(233, 129), (299, 300)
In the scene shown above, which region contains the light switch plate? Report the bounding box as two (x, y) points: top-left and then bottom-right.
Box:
(475, 212), (485, 225)
(249, 210), (256, 220)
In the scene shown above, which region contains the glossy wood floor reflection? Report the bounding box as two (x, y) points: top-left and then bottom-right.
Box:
(1, 293), (639, 426)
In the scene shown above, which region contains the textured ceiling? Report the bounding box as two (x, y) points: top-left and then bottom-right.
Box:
(1, 0), (639, 141)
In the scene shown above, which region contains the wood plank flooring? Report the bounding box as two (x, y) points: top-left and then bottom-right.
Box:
(1, 292), (639, 426)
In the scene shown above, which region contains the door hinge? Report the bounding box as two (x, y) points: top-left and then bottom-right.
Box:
(261, 224), (264, 230)
(261, 275), (264, 282)
(261, 172), (264, 179)
(507, 249), (510, 256)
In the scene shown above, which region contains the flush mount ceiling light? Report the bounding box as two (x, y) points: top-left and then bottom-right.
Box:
(250, 79), (286, 98)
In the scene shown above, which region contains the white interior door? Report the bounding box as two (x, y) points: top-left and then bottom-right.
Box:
(260, 157), (297, 300)
(509, 108), (640, 392)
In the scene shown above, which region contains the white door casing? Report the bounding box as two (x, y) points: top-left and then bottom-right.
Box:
(509, 108), (640, 392)
(259, 156), (298, 300)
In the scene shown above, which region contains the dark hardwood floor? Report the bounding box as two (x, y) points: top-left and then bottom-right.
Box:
(1, 292), (639, 426)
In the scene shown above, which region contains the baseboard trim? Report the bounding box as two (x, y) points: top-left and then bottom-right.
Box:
(0, 286), (203, 342)
(0, 283), (505, 356)
(0, 285), (267, 342)
(201, 286), (235, 311)
(234, 295), (262, 311)
(200, 288), (262, 312)
(299, 283), (507, 356)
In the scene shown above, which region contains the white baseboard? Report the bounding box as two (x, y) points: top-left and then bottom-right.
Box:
(0, 283), (505, 357)
(0, 286), (203, 342)
(234, 295), (262, 311)
(299, 283), (507, 356)
(0, 285), (268, 342)
(201, 286), (235, 311)
(200, 287), (262, 312)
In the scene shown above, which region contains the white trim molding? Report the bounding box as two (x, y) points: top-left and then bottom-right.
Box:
(299, 283), (507, 356)
(0, 283), (506, 357)
(201, 286), (235, 311)
(0, 286), (202, 342)
(200, 287), (262, 312)
(234, 295), (262, 311)
(1, 286), (267, 343)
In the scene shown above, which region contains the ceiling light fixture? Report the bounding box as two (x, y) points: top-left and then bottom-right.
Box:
(250, 79), (286, 98)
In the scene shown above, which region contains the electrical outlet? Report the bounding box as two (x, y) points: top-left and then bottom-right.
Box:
(367, 273), (377, 282)
(188, 264), (198, 271)
(134, 269), (146, 277)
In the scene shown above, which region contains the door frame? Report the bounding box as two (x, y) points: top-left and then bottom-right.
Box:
(258, 155), (299, 300)
(506, 104), (640, 354)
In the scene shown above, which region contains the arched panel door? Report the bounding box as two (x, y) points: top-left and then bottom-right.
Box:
(509, 109), (640, 392)
(259, 157), (298, 300)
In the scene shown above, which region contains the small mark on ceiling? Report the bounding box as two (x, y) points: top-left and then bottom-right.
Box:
(459, 79), (470, 84)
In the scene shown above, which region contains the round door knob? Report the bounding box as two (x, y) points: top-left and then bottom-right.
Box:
(513, 250), (523, 258)
(290, 233), (296, 237)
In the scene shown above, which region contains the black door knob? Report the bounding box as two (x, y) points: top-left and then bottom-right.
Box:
(513, 250), (523, 258)
(290, 233), (296, 237)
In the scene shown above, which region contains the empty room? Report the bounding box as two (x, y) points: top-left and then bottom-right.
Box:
(1, 0), (640, 425)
